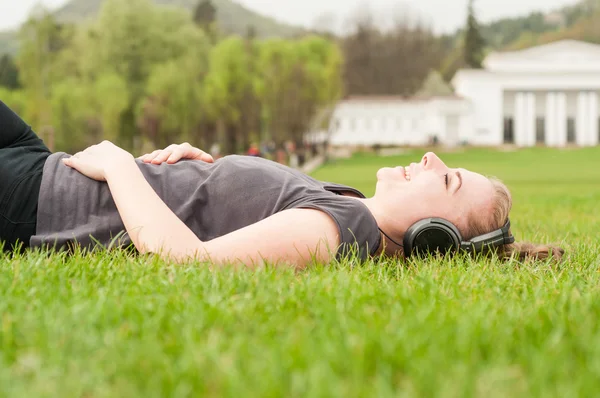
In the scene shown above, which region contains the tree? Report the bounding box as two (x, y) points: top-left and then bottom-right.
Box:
(0, 55), (20, 89)
(342, 8), (377, 95)
(256, 39), (296, 146)
(416, 70), (453, 97)
(17, 10), (69, 140)
(0, 88), (29, 120)
(284, 36), (343, 147)
(341, 4), (444, 96)
(464, 0), (486, 68)
(194, 0), (218, 43)
(93, 0), (209, 150)
(203, 37), (258, 154)
(92, 73), (130, 143)
(7, 0), (344, 157)
(50, 78), (93, 152)
(256, 37), (343, 149)
(239, 25), (262, 150)
(141, 46), (210, 149)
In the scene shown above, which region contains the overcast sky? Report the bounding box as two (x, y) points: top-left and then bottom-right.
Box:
(0, 0), (581, 33)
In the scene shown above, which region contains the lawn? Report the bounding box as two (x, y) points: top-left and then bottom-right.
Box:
(1, 147), (599, 397)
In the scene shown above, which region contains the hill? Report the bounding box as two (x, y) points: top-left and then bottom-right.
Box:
(445, 0), (600, 50)
(0, 0), (304, 55)
(435, 0), (600, 79)
(1, 0), (599, 58)
(52, 0), (304, 37)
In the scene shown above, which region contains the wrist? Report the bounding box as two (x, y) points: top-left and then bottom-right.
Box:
(104, 156), (137, 179)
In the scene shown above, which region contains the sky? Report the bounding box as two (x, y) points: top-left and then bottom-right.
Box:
(0, 0), (582, 33)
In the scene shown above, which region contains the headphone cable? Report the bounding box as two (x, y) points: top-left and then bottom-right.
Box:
(378, 227), (404, 249)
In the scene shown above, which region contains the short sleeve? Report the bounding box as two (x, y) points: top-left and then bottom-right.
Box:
(288, 195), (381, 262)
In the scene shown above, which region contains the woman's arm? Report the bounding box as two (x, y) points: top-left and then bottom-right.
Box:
(64, 141), (340, 268)
(104, 157), (204, 257)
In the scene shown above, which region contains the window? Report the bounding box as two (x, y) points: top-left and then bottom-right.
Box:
(349, 118), (356, 132)
(567, 118), (576, 144)
(503, 117), (514, 144)
(536, 117), (545, 144)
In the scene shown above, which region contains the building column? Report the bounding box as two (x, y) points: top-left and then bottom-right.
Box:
(515, 93), (526, 146)
(576, 91), (589, 146)
(514, 93), (524, 146)
(555, 92), (567, 147)
(514, 92), (535, 147)
(526, 92), (536, 146)
(576, 91), (600, 146)
(545, 92), (557, 146)
(588, 92), (599, 146)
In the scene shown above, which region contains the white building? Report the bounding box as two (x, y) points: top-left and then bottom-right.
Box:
(327, 95), (472, 147)
(326, 40), (600, 148)
(453, 39), (600, 147)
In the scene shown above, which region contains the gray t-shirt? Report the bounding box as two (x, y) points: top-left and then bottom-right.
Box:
(30, 153), (381, 261)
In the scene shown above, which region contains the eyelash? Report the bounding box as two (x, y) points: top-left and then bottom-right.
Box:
(444, 173), (449, 186)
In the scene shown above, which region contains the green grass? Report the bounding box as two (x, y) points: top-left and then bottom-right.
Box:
(2, 147), (600, 397)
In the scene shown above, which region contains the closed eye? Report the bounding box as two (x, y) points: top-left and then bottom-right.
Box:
(444, 173), (449, 186)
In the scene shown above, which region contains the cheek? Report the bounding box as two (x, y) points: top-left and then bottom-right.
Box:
(407, 181), (453, 215)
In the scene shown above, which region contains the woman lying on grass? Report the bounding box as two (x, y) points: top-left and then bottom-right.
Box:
(0, 100), (563, 267)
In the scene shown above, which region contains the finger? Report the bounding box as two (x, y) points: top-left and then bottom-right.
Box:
(151, 149), (174, 164)
(199, 151), (214, 163)
(186, 147), (213, 163)
(144, 150), (163, 163)
(167, 148), (186, 164)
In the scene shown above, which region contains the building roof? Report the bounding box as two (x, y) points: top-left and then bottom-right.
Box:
(483, 39), (600, 73)
(340, 94), (464, 104)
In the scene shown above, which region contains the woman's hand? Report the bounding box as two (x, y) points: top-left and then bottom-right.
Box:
(139, 142), (214, 165)
(62, 141), (135, 182)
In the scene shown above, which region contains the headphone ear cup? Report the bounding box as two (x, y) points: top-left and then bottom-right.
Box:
(403, 218), (462, 257)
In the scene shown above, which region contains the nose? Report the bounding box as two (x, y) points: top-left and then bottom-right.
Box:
(421, 152), (447, 171)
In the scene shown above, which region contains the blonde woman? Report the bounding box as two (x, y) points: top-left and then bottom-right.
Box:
(0, 100), (563, 266)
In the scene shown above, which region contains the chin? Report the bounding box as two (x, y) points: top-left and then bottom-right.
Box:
(376, 167), (395, 181)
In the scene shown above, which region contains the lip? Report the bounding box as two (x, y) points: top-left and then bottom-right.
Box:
(409, 163), (417, 176)
(408, 163), (419, 179)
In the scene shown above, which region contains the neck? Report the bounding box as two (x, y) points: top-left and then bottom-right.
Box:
(354, 197), (405, 257)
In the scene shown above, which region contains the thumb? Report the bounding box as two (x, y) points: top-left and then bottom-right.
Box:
(62, 156), (77, 169)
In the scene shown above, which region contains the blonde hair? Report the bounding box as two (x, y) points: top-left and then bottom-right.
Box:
(464, 177), (564, 261)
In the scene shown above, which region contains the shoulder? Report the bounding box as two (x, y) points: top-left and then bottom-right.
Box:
(288, 194), (381, 261)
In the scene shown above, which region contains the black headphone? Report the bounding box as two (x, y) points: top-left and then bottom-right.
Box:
(379, 218), (514, 257)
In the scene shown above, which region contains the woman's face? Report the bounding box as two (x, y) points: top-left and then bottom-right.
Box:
(374, 152), (495, 234)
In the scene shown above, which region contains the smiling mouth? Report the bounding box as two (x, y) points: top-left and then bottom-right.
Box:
(395, 166), (411, 181)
